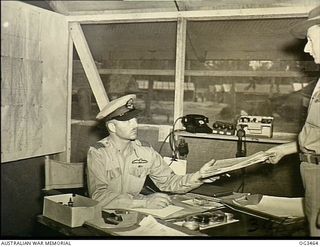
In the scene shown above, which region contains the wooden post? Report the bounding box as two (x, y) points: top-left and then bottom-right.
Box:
(231, 82), (237, 117)
(146, 79), (154, 121)
(70, 22), (109, 110)
(174, 18), (187, 127)
(52, 28), (73, 162)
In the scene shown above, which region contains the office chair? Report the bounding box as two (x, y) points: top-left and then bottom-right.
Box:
(43, 156), (88, 196)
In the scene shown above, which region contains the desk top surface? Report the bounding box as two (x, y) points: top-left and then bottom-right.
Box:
(37, 192), (307, 238)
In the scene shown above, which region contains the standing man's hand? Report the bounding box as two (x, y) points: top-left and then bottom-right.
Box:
(264, 146), (286, 164)
(144, 193), (172, 209)
(265, 142), (298, 164)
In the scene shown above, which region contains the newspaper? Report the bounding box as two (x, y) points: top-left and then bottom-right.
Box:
(202, 151), (271, 178)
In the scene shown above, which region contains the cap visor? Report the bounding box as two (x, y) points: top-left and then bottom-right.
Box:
(291, 18), (320, 39)
(113, 109), (142, 121)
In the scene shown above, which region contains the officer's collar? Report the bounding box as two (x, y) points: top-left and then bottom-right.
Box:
(108, 136), (135, 155)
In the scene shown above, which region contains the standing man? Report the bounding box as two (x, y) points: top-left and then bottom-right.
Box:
(87, 94), (218, 210)
(265, 5), (320, 237)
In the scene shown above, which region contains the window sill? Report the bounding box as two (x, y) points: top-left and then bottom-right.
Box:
(176, 131), (297, 144)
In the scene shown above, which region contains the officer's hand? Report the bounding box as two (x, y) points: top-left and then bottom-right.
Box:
(199, 159), (220, 179)
(190, 159), (220, 183)
(145, 193), (172, 209)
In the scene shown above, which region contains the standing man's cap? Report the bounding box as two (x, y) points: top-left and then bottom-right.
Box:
(96, 94), (141, 121)
(291, 5), (320, 39)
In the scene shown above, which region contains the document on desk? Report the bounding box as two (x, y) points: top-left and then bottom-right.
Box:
(202, 151), (271, 177)
(117, 215), (189, 236)
(182, 199), (223, 210)
(244, 196), (305, 218)
(131, 205), (184, 219)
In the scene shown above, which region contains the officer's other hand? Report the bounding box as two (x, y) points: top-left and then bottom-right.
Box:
(202, 176), (220, 183)
(145, 193), (172, 209)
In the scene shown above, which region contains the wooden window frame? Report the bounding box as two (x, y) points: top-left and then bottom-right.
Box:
(66, 7), (313, 159)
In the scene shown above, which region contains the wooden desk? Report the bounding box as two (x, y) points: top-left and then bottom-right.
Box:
(36, 208), (307, 238)
(36, 214), (204, 237)
(202, 208), (307, 237)
(36, 215), (106, 237)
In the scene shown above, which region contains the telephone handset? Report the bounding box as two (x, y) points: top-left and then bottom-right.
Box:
(181, 114), (213, 133)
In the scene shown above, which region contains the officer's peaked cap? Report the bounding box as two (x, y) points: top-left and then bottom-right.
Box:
(96, 94), (141, 121)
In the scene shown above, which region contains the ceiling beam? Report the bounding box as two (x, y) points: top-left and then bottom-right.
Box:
(67, 6), (311, 24)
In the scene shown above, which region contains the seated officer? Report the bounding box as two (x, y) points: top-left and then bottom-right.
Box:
(87, 94), (218, 209)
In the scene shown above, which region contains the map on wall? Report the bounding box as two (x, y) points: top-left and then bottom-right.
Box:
(1, 59), (43, 156)
(1, 1), (68, 162)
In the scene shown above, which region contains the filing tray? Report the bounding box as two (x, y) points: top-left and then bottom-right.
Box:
(43, 193), (101, 227)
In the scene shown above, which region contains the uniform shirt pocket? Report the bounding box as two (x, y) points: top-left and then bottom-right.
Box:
(129, 164), (150, 178)
(106, 167), (121, 181)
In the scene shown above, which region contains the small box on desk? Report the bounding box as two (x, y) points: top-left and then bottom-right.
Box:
(43, 194), (101, 227)
(237, 116), (274, 138)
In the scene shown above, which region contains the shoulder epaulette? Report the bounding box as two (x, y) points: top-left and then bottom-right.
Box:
(138, 140), (151, 147)
(92, 142), (105, 149)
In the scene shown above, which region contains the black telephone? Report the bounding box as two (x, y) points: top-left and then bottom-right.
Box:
(181, 114), (213, 133)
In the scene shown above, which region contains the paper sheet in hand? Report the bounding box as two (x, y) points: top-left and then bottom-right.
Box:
(131, 205), (184, 218)
(245, 196), (305, 218)
(202, 151), (270, 178)
(117, 215), (188, 236)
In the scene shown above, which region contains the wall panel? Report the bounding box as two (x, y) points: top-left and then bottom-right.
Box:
(1, 1), (69, 162)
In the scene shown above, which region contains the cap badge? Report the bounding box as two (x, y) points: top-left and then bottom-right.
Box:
(126, 99), (134, 110)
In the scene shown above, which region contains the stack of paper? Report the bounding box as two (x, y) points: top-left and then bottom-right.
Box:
(245, 196), (305, 218)
(202, 151), (271, 177)
(117, 215), (189, 236)
(131, 205), (184, 219)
